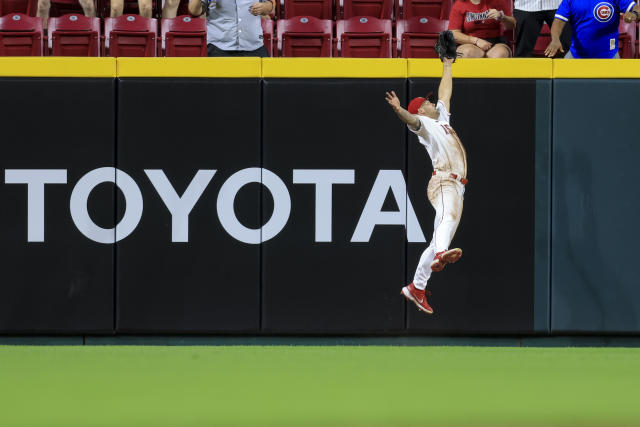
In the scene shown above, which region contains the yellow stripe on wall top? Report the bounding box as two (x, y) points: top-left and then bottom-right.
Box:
(116, 57), (262, 77)
(262, 58), (408, 78)
(0, 57), (116, 77)
(553, 59), (640, 78)
(408, 58), (553, 78)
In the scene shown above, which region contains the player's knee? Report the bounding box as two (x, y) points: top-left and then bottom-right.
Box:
(457, 44), (484, 58)
(487, 45), (510, 58)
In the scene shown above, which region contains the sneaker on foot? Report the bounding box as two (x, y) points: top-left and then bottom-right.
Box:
(401, 283), (433, 314)
(430, 248), (462, 272)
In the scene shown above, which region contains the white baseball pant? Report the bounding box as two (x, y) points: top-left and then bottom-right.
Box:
(413, 175), (465, 290)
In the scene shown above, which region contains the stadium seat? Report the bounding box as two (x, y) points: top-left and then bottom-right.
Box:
(161, 15), (206, 56)
(104, 14), (157, 56)
(277, 16), (333, 57)
(396, 16), (447, 58)
(0, 0), (37, 16)
(0, 13), (43, 56)
(618, 18), (636, 58)
(531, 23), (550, 57)
(283, 0), (333, 19)
(261, 18), (275, 57)
(340, 0), (392, 19)
(396, 0), (451, 20)
(335, 16), (392, 57)
(48, 13), (100, 56)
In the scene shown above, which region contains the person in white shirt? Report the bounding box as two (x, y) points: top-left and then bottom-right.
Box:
(385, 58), (467, 315)
(513, 0), (571, 56)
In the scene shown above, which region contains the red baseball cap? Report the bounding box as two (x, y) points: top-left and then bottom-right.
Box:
(407, 91), (433, 114)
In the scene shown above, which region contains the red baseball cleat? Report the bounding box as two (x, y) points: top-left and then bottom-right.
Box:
(430, 248), (462, 272)
(401, 283), (433, 314)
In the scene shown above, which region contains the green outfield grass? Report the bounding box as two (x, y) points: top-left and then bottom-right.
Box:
(1, 345), (639, 426)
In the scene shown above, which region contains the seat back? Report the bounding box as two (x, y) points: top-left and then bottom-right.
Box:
(618, 18), (636, 58)
(261, 18), (275, 56)
(105, 14), (157, 57)
(277, 16), (333, 56)
(398, 0), (450, 19)
(532, 22), (550, 57)
(336, 16), (392, 57)
(0, 13), (43, 56)
(341, 0), (392, 19)
(48, 13), (100, 56)
(396, 16), (447, 58)
(283, 0), (333, 19)
(161, 15), (207, 56)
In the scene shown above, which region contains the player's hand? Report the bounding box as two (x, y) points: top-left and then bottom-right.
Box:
(486, 8), (503, 20)
(249, 1), (272, 15)
(385, 91), (402, 111)
(475, 38), (492, 51)
(544, 39), (564, 57)
(442, 57), (455, 65)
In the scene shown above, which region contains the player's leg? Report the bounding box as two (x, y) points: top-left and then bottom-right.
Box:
(162, 0), (181, 18)
(430, 179), (464, 271)
(513, 10), (543, 57)
(456, 44), (485, 58)
(138, 0), (153, 17)
(111, 0), (124, 17)
(79, 0), (96, 16)
(36, 0), (51, 29)
(486, 43), (511, 58)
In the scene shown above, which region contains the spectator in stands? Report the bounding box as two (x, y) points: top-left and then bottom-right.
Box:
(545, 0), (640, 58)
(188, 0), (274, 57)
(448, 0), (517, 57)
(513, 0), (571, 57)
(110, 0), (153, 17)
(37, 0), (95, 29)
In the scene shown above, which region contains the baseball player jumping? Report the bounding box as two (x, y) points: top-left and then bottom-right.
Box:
(385, 58), (468, 315)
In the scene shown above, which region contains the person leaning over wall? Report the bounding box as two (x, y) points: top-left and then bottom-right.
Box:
(545, 0), (640, 58)
(513, 0), (572, 57)
(448, 0), (517, 58)
(37, 0), (95, 29)
(188, 0), (274, 57)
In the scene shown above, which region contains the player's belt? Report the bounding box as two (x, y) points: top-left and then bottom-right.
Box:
(432, 170), (468, 185)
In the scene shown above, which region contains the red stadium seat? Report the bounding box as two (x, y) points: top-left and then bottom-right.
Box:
(340, 0), (392, 19)
(0, 0), (37, 16)
(397, 0), (450, 20)
(532, 23), (550, 57)
(283, 0), (333, 19)
(104, 14), (157, 57)
(48, 13), (100, 56)
(336, 16), (392, 57)
(277, 16), (333, 57)
(0, 13), (43, 56)
(161, 15), (206, 56)
(261, 18), (275, 57)
(618, 18), (636, 58)
(396, 16), (448, 58)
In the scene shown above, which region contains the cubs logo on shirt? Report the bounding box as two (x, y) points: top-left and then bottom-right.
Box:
(593, 2), (614, 22)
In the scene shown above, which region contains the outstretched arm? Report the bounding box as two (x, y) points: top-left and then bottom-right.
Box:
(438, 58), (453, 113)
(385, 91), (420, 131)
(544, 18), (566, 57)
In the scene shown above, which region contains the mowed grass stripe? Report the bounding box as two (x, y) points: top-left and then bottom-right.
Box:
(0, 346), (639, 426)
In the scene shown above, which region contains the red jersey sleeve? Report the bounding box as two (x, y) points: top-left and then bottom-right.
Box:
(448, 1), (465, 31)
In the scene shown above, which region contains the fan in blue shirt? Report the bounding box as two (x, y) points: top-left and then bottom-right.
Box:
(545, 0), (640, 57)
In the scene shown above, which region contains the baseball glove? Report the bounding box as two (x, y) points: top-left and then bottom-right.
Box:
(434, 30), (459, 62)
